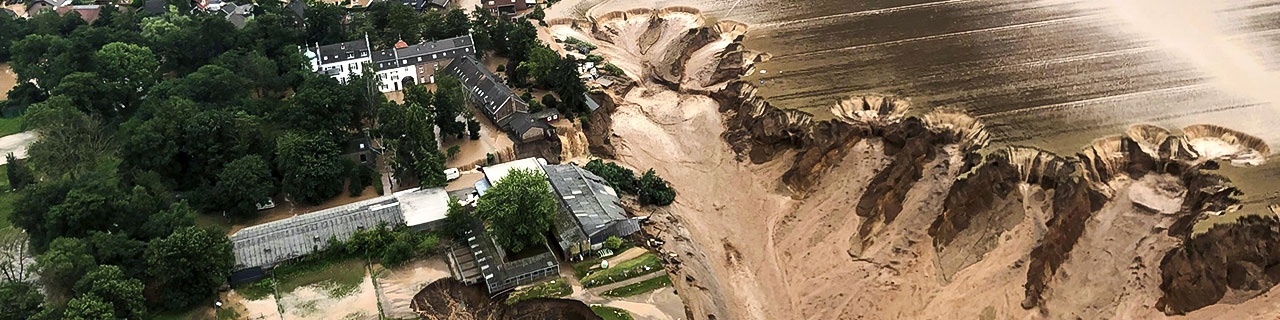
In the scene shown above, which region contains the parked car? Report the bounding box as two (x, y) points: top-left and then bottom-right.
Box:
(444, 168), (461, 181)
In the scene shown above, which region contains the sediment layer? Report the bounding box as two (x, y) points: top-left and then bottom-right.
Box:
(575, 6), (1280, 317)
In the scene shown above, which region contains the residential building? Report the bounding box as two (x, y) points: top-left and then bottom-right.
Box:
(25, 0), (72, 17)
(219, 2), (253, 29)
(443, 56), (553, 143)
(543, 163), (641, 259)
(482, 0), (535, 15)
(53, 4), (102, 23)
(305, 37), (374, 83)
(305, 35), (476, 92)
(371, 35), (476, 92)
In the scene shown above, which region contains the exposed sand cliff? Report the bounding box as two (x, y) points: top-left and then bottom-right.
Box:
(546, 5), (1280, 320)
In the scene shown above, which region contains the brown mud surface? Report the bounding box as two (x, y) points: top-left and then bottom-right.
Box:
(544, 3), (1280, 320)
(410, 279), (602, 320)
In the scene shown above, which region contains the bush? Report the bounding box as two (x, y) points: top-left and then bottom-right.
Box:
(467, 119), (481, 140)
(528, 99), (544, 113)
(636, 169), (676, 206)
(601, 63), (625, 76)
(496, 64), (506, 72)
(584, 159), (637, 194)
(541, 95), (559, 110)
(585, 55), (605, 63)
(605, 236), (623, 250)
(380, 238), (415, 267)
(446, 145), (461, 160)
(348, 164), (374, 197)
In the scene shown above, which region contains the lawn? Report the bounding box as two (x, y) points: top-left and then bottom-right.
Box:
(234, 257), (368, 300)
(601, 274), (671, 297)
(0, 163), (18, 236)
(506, 277), (572, 304)
(0, 115), (21, 137)
(580, 252), (663, 288)
(590, 305), (635, 320)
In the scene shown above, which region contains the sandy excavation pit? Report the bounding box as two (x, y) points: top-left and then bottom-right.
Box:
(541, 2), (1280, 319)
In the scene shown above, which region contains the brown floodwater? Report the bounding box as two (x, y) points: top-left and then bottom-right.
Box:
(580, 0), (1280, 213)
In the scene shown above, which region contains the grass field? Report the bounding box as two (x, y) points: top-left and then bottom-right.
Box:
(506, 278), (572, 304)
(580, 253), (662, 288)
(0, 164), (18, 236)
(0, 116), (22, 137)
(602, 274), (671, 297)
(235, 257), (368, 300)
(591, 305), (635, 320)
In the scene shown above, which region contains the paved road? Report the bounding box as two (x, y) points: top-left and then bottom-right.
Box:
(0, 132), (35, 165)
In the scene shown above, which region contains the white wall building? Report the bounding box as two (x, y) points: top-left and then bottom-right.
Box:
(307, 34), (476, 93)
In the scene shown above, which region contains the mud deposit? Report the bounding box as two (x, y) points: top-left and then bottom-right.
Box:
(410, 279), (601, 320)
(544, 3), (1280, 319)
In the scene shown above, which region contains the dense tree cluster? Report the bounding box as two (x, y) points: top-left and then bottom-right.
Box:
(0, 4), (378, 318)
(473, 169), (559, 253)
(584, 159), (677, 206)
(0, 1), (595, 317)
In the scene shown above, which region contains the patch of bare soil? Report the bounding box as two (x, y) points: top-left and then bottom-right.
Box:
(376, 258), (452, 319)
(411, 279), (602, 320)
(0, 63), (15, 101)
(547, 4), (1280, 320)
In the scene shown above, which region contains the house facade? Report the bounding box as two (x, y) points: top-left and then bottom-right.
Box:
(442, 56), (553, 143)
(306, 35), (475, 92)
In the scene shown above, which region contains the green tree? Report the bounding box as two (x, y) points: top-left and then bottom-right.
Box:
(0, 281), (44, 320)
(23, 96), (117, 179)
(137, 202), (197, 241)
(467, 118), (481, 140)
(74, 265), (145, 319)
(604, 236), (623, 250)
(146, 227), (233, 311)
(380, 235), (415, 267)
(5, 154), (35, 191)
(275, 131), (345, 205)
(517, 45), (559, 88)
(215, 155), (276, 217)
(442, 9), (470, 38)
(281, 75), (356, 136)
(95, 42), (159, 110)
(82, 232), (147, 279)
(0, 14), (31, 61)
(305, 2), (348, 44)
(584, 159), (637, 194)
(549, 56), (589, 113)
(36, 237), (96, 292)
(636, 169), (675, 206)
(441, 196), (473, 239)
(473, 168), (557, 253)
(434, 75), (467, 138)
(377, 101), (446, 187)
(62, 294), (115, 320)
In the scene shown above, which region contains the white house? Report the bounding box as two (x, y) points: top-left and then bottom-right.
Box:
(307, 34), (476, 93)
(305, 37), (373, 84)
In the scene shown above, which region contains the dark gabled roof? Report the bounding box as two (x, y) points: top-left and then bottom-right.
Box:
(141, 0), (166, 14)
(372, 35), (474, 69)
(0, 8), (17, 18)
(312, 39), (371, 65)
(542, 163), (637, 252)
(285, 0), (306, 19)
(399, 0), (425, 11)
(426, 0), (449, 8)
(443, 55), (524, 119)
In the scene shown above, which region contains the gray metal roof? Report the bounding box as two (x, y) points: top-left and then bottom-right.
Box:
(542, 164), (638, 251)
(461, 223), (558, 293)
(229, 196), (403, 270)
(372, 35), (474, 70)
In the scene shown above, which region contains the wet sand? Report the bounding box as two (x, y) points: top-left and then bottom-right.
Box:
(0, 63), (15, 101)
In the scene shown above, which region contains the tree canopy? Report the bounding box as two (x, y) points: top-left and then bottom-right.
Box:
(473, 169), (558, 253)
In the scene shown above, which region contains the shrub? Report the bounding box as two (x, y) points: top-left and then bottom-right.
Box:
(601, 63), (625, 76)
(541, 94), (559, 110)
(447, 145), (461, 160)
(605, 236), (623, 250)
(585, 55), (605, 63)
(467, 119), (481, 140)
(636, 169), (676, 206)
(584, 159), (637, 194)
(496, 65), (506, 72)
